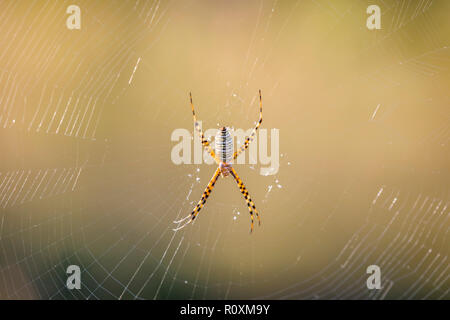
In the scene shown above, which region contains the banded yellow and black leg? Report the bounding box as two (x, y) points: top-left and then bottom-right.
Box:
(233, 90), (263, 160)
(173, 167), (221, 231)
(230, 167), (261, 233)
(189, 93), (220, 165)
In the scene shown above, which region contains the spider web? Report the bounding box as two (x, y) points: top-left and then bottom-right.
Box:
(0, 0), (449, 300)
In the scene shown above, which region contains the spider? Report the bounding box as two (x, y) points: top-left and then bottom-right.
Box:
(173, 90), (263, 233)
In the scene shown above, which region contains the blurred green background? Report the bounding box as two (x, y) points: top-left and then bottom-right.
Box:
(0, 0), (449, 299)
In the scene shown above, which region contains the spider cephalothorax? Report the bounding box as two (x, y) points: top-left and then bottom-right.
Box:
(219, 162), (232, 177)
(173, 90), (263, 233)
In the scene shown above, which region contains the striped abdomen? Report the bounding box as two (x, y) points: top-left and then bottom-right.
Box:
(215, 127), (233, 164)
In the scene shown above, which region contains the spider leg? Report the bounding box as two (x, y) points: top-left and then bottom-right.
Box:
(173, 167), (221, 231)
(229, 167), (261, 233)
(233, 90), (263, 160)
(189, 93), (220, 165)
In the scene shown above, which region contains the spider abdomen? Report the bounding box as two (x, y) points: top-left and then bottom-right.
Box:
(215, 127), (233, 164)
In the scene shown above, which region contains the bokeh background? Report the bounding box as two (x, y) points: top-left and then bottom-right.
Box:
(0, 0), (449, 299)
